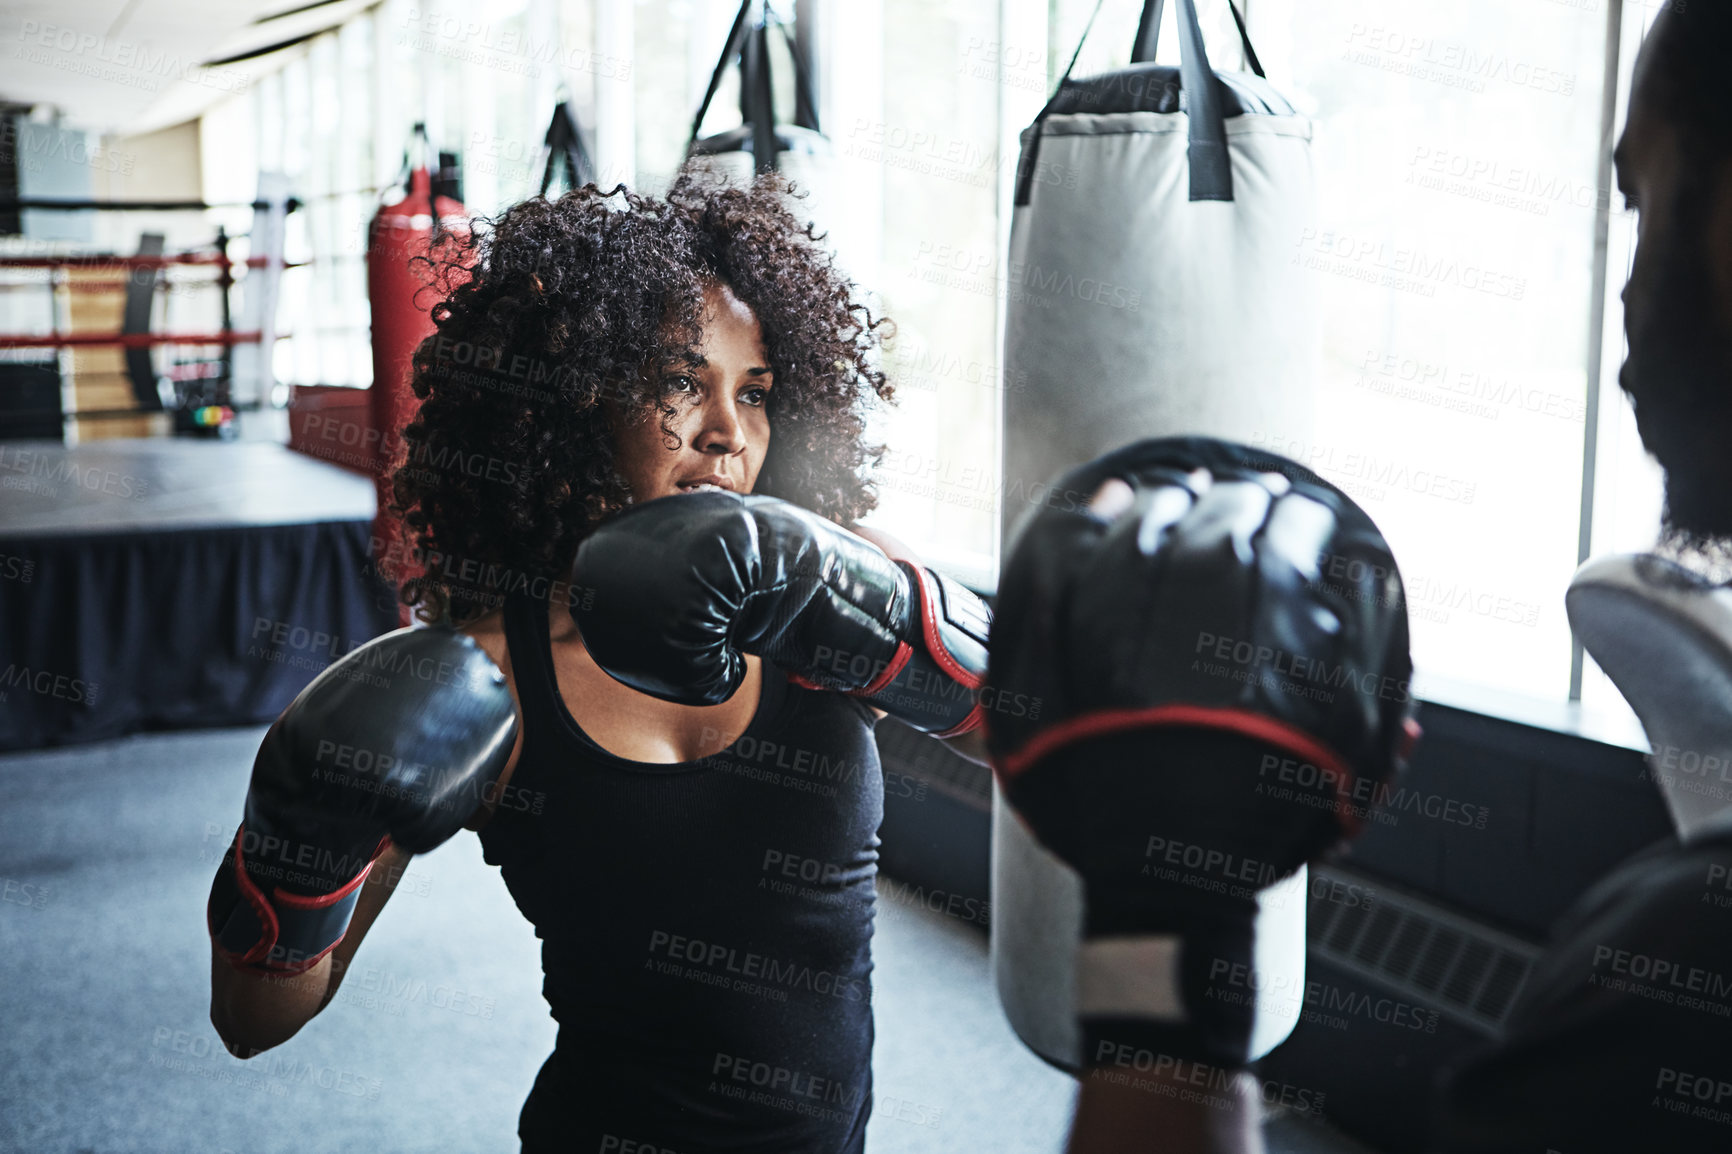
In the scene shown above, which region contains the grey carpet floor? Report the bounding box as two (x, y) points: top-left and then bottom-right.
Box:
(0, 726), (1370, 1154)
(0, 726), (1078, 1154)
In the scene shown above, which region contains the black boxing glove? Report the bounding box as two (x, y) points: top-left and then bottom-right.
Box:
(986, 437), (1420, 1069)
(207, 628), (518, 975)
(570, 491), (990, 736)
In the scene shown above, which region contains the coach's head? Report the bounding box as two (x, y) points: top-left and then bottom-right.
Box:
(1616, 1), (1732, 543)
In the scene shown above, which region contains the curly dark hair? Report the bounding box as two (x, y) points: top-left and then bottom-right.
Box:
(383, 173), (896, 625)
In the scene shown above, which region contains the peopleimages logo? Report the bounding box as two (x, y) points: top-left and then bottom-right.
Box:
(1592, 946), (1732, 1012)
(1260, 755), (1489, 830)
(0, 118), (134, 175)
(0, 663), (97, 705)
(711, 1053), (865, 1109)
(1206, 961), (1441, 1033)
(646, 930), (868, 1003)
(1192, 630), (1413, 705)
(1091, 1045), (1327, 1116)
(1655, 1066), (1732, 1124)
(14, 20), (250, 92)
(1144, 835), (1283, 889)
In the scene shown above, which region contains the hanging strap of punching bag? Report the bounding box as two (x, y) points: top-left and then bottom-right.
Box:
(686, 1), (823, 174)
(1130, 0), (1164, 67)
(777, 20), (821, 133)
(540, 99), (597, 196)
(416, 122), (445, 244)
(1132, 0), (1263, 77)
(686, 0), (776, 173)
(1177, 0), (1231, 201)
(688, 0), (756, 155)
(1013, 0), (1108, 207)
(741, 18), (779, 173)
(1226, 1), (1265, 78)
(1016, 0), (1264, 206)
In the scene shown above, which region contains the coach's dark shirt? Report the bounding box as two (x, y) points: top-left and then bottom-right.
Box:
(1434, 825), (1732, 1152)
(478, 592), (883, 1153)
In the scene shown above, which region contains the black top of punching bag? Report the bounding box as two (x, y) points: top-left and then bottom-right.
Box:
(1045, 63), (1297, 119)
(1016, 0), (1291, 204)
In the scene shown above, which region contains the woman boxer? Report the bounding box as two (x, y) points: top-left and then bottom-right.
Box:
(207, 175), (991, 1154)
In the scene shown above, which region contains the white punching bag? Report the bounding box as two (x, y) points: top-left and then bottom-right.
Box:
(994, 0), (1318, 1071)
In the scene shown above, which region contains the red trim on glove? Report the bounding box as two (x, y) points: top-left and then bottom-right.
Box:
(789, 644), (913, 698)
(993, 704), (1371, 837)
(260, 838), (382, 974)
(229, 825), (281, 967)
(272, 859), (375, 910)
(856, 640), (912, 697)
(933, 701), (985, 739)
(213, 825), (387, 976)
(905, 565), (984, 690)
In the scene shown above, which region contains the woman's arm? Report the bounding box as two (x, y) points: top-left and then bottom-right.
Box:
(210, 841), (414, 1058)
(210, 616), (522, 1060)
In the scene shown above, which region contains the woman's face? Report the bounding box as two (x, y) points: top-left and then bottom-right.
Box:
(610, 281), (774, 503)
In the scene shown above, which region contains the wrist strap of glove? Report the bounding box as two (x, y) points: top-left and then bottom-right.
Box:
(206, 823), (388, 976)
(1075, 863), (1314, 1072)
(825, 562), (990, 735)
(1077, 929), (1257, 1072)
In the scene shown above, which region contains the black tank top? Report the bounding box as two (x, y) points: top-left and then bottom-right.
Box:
(477, 592), (883, 1153)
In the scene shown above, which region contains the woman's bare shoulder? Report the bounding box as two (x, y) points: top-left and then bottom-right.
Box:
(458, 607), (512, 674)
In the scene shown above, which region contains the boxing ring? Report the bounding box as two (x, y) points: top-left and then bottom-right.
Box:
(0, 437), (398, 751)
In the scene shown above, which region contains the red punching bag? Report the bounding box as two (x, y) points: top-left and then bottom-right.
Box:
(366, 134), (471, 624)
